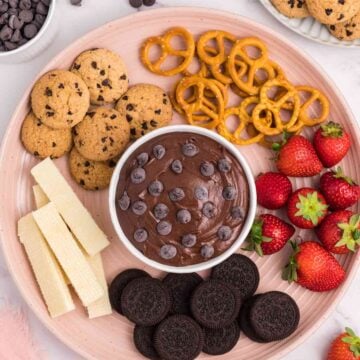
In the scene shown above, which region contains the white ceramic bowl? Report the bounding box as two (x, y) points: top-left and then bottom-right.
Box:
(109, 125), (257, 274)
(0, 0), (58, 63)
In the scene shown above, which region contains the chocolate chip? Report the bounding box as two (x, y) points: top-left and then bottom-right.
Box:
(9, 0), (19, 9)
(153, 203), (169, 220)
(141, 122), (148, 130)
(41, 0), (51, 6)
(110, 114), (117, 120)
(108, 159), (117, 168)
(171, 159), (182, 174)
(202, 202), (215, 218)
(154, 109), (161, 115)
(325, 8), (333, 16)
(126, 114), (133, 122)
(163, 99), (168, 105)
(0, 13), (9, 26)
(118, 191), (131, 210)
(346, 29), (353, 37)
(150, 120), (158, 127)
(222, 186), (236, 200)
(176, 209), (191, 224)
(130, 128), (136, 136)
(231, 206), (244, 220)
(4, 41), (16, 50)
(153, 144), (165, 159)
(217, 158), (231, 173)
(181, 234), (197, 248)
(137, 152), (149, 167)
(143, 0), (156, 5)
(194, 186), (208, 201)
(148, 180), (164, 197)
(73, 63), (81, 70)
(134, 228), (148, 243)
(182, 142), (199, 157)
(169, 188), (185, 202)
(46, 111), (54, 117)
(129, 0), (142, 8)
(120, 74), (127, 80)
(200, 161), (215, 177)
(0, 3), (8, 12)
(52, 142), (56, 147)
(97, 95), (104, 102)
(337, 14), (344, 21)
(201, 244), (214, 258)
(33, 151), (39, 157)
(23, 23), (37, 39)
(100, 69), (105, 76)
(131, 200), (147, 215)
(10, 28), (20, 42)
(157, 221), (172, 236)
(160, 244), (177, 259)
(217, 226), (232, 241)
(0, 25), (12, 41)
(338, 0), (345, 4)
(86, 111), (95, 118)
(130, 167), (146, 184)
(126, 104), (134, 111)
(34, 13), (45, 27)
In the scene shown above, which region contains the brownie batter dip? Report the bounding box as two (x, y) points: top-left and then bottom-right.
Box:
(115, 132), (249, 266)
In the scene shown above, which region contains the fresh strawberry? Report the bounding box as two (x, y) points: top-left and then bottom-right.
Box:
(255, 172), (292, 209)
(316, 211), (360, 254)
(320, 168), (360, 210)
(283, 241), (346, 292)
(274, 135), (323, 177)
(244, 214), (295, 256)
(327, 327), (360, 360)
(287, 188), (328, 229)
(314, 121), (351, 168)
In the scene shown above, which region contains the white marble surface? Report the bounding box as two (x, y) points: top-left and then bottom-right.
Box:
(0, 0), (359, 359)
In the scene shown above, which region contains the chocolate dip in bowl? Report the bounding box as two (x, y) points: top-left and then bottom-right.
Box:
(109, 125), (256, 273)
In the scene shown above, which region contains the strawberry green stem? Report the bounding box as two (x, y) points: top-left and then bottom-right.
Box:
(341, 327), (360, 357)
(295, 192), (328, 226)
(320, 121), (343, 138)
(282, 241), (299, 283)
(336, 214), (360, 252)
(243, 219), (271, 257)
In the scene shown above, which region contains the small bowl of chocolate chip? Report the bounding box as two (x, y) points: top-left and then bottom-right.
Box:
(109, 125), (257, 273)
(0, 0), (57, 63)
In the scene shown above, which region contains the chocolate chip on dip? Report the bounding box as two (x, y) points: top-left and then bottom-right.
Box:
(115, 132), (249, 266)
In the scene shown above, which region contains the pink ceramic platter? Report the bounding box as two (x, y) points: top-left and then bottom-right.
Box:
(1, 7), (359, 360)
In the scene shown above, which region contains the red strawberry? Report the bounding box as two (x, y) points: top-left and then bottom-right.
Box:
(274, 135), (323, 177)
(314, 121), (351, 168)
(283, 241), (346, 292)
(327, 327), (360, 360)
(287, 187), (328, 229)
(244, 214), (295, 256)
(255, 172), (292, 209)
(320, 168), (360, 210)
(316, 211), (360, 254)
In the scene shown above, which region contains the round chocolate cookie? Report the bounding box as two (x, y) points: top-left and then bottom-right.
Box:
(190, 280), (241, 329)
(133, 325), (160, 360)
(69, 147), (117, 190)
(238, 295), (267, 343)
(109, 269), (150, 315)
(121, 277), (171, 326)
(21, 111), (72, 159)
(203, 321), (241, 355)
(211, 254), (260, 300)
(271, 0), (309, 18)
(162, 273), (203, 315)
(73, 107), (130, 161)
(154, 315), (204, 360)
(306, 0), (360, 24)
(71, 48), (129, 105)
(115, 83), (172, 139)
(31, 70), (90, 129)
(328, 11), (360, 40)
(249, 291), (300, 342)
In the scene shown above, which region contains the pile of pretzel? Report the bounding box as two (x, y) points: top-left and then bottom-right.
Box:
(141, 27), (330, 147)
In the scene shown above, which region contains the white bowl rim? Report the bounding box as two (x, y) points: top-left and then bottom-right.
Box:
(0, 0), (56, 58)
(108, 124), (257, 274)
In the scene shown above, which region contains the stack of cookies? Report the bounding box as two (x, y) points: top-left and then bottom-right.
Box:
(21, 48), (172, 191)
(271, 0), (360, 41)
(109, 254), (300, 359)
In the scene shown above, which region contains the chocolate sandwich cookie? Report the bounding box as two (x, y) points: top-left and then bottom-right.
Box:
(191, 280), (241, 329)
(211, 254), (260, 300)
(121, 277), (171, 326)
(162, 273), (203, 315)
(203, 321), (241, 355)
(249, 291), (300, 342)
(109, 268), (150, 315)
(133, 325), (161, 360)
(238, 295), (267, 343)
(154, 315), (204, 360)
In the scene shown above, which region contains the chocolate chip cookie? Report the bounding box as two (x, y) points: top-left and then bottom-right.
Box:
(31, 70), (90, 129)
(271, 0), (310, 18)
(328, 11), (360, 40)
(71, 48), (129, 105)
(115, 83), (172, 139)
(69, 147), (117, 190)
(307, 0), (360, 24)
(21, 111), (72, 159)
(73, 107), (130, 161)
